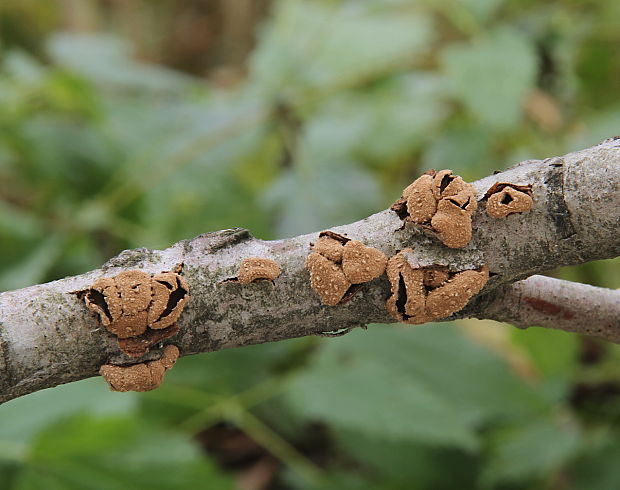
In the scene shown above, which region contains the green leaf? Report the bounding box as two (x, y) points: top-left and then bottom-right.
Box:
(301, 73), (449, 165)
(421, 123), (494, 179)
(569, 104), (620, 151)
(441, 27), (537, 129)
(249, 2), (434, 97)
(570, 438), (620, 490)
(263, 163), (381, 237)
(47, 33), (196, 92)
(284, 326), (549, 450)
(12, 415), (233, 490)
(3, 51), (46, 86)
(335, 430), (479, 489)
(0, 234), (64, 291)
(511, 326), (579, 402)
(0, 378), (136, 446)
(0, 201), (42, 242)
(460, 0), (504, 23)
(481, 417), (582, 487)
(140, 341), (300, 426)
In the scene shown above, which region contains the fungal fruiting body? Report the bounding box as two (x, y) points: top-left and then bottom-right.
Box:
(341, 240), (389, 284)
(306, 252), (350, 306)
(117, 324), (181, 359)
(386, 250), (427, 322)
(392, 170), (478, 248)
(306, 231), (388, 305)
(312, 235), (344, 262)
(100, 344), (180, 392)
(386, 249), (489, 324)
(81, 269), (189, 357)
(83, 270), (189, 338)
(236, 257), (281, 284)
(485, 183), (533, 218)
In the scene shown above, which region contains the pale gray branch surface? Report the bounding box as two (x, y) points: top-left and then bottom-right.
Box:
(1, 138), (619, 403)
(481, 275), (620, 341)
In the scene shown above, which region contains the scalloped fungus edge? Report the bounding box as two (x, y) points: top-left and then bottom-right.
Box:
(78, 269), (189, 357)
(391, 170), (478, 248)
(306, 231), (388, 305)
(385, 249), (489, 324)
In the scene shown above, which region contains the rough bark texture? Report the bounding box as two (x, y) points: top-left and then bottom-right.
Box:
(1, 138), (619, 403)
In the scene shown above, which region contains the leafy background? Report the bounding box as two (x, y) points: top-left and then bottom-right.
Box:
(1, 0), (619, 488)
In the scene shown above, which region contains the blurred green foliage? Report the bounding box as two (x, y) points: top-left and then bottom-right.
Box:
(1, 0), (620, 488)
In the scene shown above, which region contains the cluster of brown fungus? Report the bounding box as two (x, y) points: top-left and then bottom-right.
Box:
(305, 231), (388, 305)
(385, 249), (489, 324)
(484, 183), (533, 218)
(81, 269), (189, 353)
(99, 344), (180, 392)
(80, 269), (189, 392)
(392, 170), (478, 248)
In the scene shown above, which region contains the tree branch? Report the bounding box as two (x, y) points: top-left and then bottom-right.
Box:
(479, 275), (620, 341)
(1, 138), (619, 403)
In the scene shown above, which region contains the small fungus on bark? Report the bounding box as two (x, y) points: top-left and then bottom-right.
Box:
(386, 249), (427, 322)
(391, 170), (477, 248)
(386, 249), (489, 324)
(342, 240), (389, 284)
(236, 257), (281, 284)
(306, 252), (351, 306)
(306, 231), (387, 305)
(312, 235), (345, 262)
(79, 269), (189, 357)
(485, 183), (534, 218)
(100, 344), (180, 392)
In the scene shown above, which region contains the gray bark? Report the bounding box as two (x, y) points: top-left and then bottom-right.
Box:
(1, 138), (619, 403)
(481, 275), (620, 341)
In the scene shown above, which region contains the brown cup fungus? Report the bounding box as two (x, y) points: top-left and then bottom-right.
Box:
(100, 344), (180, 392)
(80, 269), (189, 357)
(236, 257), (281, 284)
(485, 183), (533, 218)
(386, 249), (489, 324)
(306, 231), (388, 305)
(392, 170), (478, 248)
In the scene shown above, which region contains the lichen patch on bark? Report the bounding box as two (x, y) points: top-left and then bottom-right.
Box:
(99, 344), (180, 392)
(386, 249), (489, 324)
(392, 170), (477, 248)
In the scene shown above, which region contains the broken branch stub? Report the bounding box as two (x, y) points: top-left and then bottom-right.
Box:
(386, 249), (489, 324)
(485, 183), (534, 218)
(392, 170), (477, 248)
(306, 232), (387, 305)
(100, 344), (180, 392)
